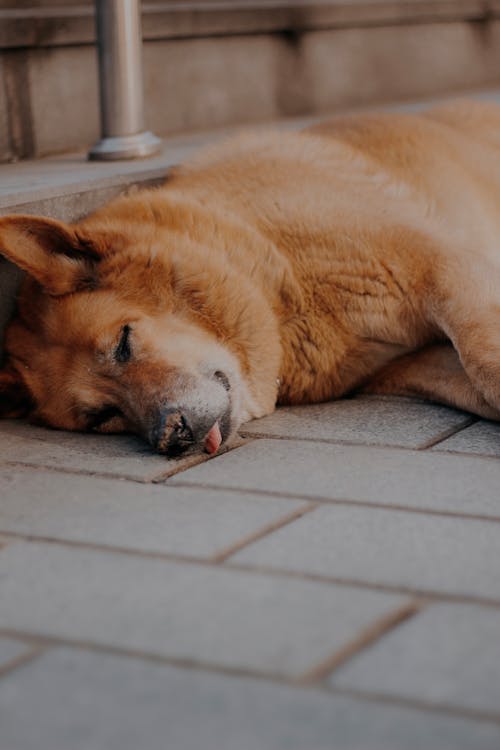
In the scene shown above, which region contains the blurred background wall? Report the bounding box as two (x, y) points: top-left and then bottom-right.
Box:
(2, 0), (500, 162)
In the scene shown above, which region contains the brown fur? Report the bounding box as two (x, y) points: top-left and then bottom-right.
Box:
(2, 99), (500, 455)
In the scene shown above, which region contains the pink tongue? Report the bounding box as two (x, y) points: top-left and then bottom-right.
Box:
(204, 421), (222, 455)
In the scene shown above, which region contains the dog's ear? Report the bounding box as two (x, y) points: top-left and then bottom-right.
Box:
(0, 364), (33, 418)
(0, 215), (101, 295)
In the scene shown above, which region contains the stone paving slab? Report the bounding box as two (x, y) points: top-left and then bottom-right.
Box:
(0, 541), (407, 678)
(331, 603), (500, 716)
(171, 439), (500, 518)
(0, 637), (32, 672)
(0, 420), (203, 482)
(432, 419), (500, 457)
(232, 504), (500, 601)
(1, 647), (499, 750)
(0, 466), (308, 559)
(241, 397), (471, 449)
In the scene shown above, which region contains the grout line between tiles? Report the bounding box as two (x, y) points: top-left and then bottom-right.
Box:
(0, 628), (498, 727)
(432, 446), (500, 459)
(232, 431), (500, 461)
(0, 529), (210, 566)
(165, 480), (500, 523)
(4, 457), (500, 523)
(1, 529), (500, 608)
(327, 685), (500, 727)
(0, 645), (47, 679)
(2, 423), (500, 486)
(211, 502), (318, 563)
(238, 416), (476, 450)
(223, 561), (500, 610)
(148, 454), (211, 482)
(0, 628), (307, 687)
(0, 459), (158, 484)
(151, 436), (253, 482)
(416, 417), (477, 450)
(294, 598), (425, 685)
(0, 438), (251, 485)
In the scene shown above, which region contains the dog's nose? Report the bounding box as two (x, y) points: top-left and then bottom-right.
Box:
(151, 410), (194, 456)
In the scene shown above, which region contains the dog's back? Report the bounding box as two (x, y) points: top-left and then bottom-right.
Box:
(83, 100), (500, 263)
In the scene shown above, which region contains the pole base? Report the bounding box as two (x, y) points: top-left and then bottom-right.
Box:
(88, 131), (162, 161)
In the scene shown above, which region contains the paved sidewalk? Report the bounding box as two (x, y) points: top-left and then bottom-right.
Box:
(0, 394), (500, 749)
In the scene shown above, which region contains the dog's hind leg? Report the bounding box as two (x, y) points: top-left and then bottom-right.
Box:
(428, 254), (500, 416)
(360, 343), (500, 420)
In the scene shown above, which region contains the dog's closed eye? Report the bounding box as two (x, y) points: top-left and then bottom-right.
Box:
(115, 324), (132, 363)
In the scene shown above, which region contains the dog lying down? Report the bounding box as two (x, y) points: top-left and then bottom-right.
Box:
(1, 99), (500, 458)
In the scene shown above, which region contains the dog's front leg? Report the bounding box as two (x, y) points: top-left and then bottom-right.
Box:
(360, 343), (500, 420)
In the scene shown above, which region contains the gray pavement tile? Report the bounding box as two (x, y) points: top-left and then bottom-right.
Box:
(170, 439), (500, 518)
(0, 542), (406, 678)
(232, 504), (500, 600)
(432, 420), (500, 457)
(0, 420), (205, 482)
(0, 638), (32, 671)
(0, 466), (307, 559)
(1, 648), (499, 750)
(331, 603), (500, 716)
(241, 396), (470, 448)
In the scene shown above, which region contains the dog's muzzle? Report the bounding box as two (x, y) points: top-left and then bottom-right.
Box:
(147, 370), (232, 457)
(150, 409), (196, 457)
(149, 407), (225, 458)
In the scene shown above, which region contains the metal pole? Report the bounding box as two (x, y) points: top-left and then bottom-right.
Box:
(88, 0), (162, 160)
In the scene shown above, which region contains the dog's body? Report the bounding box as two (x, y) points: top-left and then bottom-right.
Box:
(2, 100), (500, 455)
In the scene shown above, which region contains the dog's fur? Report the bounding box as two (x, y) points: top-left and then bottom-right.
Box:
(2, 99), (500, 456)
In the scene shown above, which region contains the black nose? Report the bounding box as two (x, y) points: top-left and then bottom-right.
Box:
(151, 410), (194, 457)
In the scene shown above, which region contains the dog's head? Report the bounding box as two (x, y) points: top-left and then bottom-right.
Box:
(0, 208), (280, 456)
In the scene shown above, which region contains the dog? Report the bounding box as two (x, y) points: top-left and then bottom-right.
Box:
(1, 99), (500, 457)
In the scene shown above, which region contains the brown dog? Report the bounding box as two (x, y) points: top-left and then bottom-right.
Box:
(2, 99), (500, 457)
